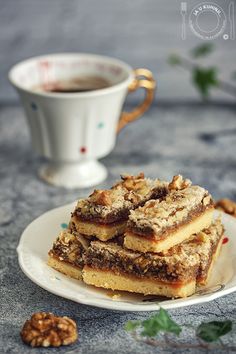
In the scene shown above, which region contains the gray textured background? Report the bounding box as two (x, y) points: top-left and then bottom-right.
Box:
(0, 0), (236, 353)
(1, 0), (236, 103)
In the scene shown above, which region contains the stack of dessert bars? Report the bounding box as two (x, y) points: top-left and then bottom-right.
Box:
(48, 173), (224, 298)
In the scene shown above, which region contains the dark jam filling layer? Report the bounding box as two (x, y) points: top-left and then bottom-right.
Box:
(84, 248), (197, 283)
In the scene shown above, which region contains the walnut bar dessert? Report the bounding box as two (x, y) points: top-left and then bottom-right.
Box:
(71, 173), (168, 241)
(48, 229), (90, 280)
(47, 173), (224, 300)
(82, 219), (224, 298)
(124, 176), (214, 253)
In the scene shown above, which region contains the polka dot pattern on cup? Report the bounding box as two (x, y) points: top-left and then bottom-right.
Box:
(97, 122), (104, 129)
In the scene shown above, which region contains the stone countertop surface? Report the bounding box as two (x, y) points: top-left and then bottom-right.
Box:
(1, 102), (236, 353)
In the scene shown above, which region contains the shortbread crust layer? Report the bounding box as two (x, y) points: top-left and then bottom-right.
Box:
(82, 267), (196, 298)
(70, 216), (126, 241)
(47, 256), (83, 280)
(124, 208), (214, 253)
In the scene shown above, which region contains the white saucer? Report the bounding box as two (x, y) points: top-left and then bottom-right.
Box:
(17, 203), (236, 312)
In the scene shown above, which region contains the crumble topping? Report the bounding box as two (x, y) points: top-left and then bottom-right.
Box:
(128, 185), (213, 236)
(48, 229), (89, 266)
(73, 173), (168, 223)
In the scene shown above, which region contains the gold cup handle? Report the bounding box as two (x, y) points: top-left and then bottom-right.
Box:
(117, 68), (156, 133)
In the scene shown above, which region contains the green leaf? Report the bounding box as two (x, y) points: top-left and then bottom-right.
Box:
(168, 54), (182, 66)
(196, 320), (232, 343)
(191, 43), (214, 58)
(192, 67), (219, 99)
(124, 320), (140, 331)
(141, 316), (161, 337)
(141, 308), (182, 337)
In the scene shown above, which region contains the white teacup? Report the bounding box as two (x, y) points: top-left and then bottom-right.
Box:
(9, 53), (155, 188)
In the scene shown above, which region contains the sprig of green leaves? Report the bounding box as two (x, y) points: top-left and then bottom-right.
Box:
(141, 308), (181, 337)
(168, 43), (236, 100)
(125, 308), (233, 348)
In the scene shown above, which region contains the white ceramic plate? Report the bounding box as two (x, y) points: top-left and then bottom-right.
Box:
(17, 202), (236, 312)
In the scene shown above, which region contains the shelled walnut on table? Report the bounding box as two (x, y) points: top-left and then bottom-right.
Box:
(20, 312), (78, 347)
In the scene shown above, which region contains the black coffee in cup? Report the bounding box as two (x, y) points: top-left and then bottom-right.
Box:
(34, 75), (111, 93)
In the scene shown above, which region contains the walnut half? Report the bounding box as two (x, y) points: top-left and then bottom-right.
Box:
(89, 189), (112, 206)
(168, 175), (191, 191)
(121, 172), (146, 191)
(215, 198), (236, 218)
(21, 312), (78, 347)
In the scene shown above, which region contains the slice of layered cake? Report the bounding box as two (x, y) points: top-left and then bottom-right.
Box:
(124, 176), (214, 253)
(82, 219), (224, 298)
(71, 173), (168, 241)
(48, 228), (90, 280)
